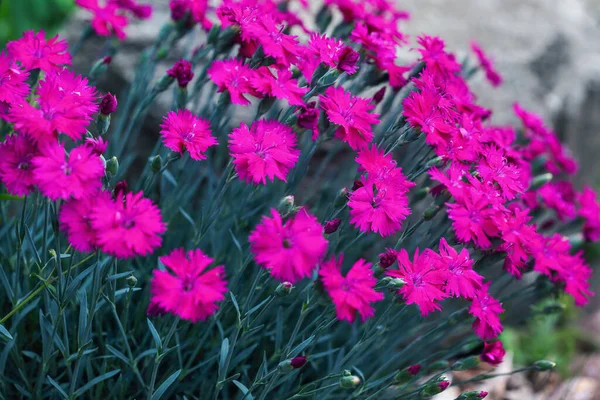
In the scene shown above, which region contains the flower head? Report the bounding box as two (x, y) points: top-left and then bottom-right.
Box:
(319, 255), (384, 322)
(470, 41), (502, 87)
(249, 208), (328, 283)
(432, 238), (483, 299)
(31, 142), (104, 200)
(167, 59), (194, 87)
(150, 248), (227, 322)
(59, 194), (102, 252)
(320, 86), (380, 150)
(160, 109), (217, 160)
(480, 341), (505, 366)
(296, 101), (319, 140)
(469, 284), (504, 340)
(578, 186), (600, 241)
(208, 59), (258, 105)
(75, 0), (129, 40)
(229, 120), (300, 185)
(100, 92), (118, 115)
(85, 136), (108, 156)
(7, 30), (71, 72)
(91, 191), (166, 258)
(0, 52), (29, 106)
(253, 67), (307, 107)
(0, 134), (38, 196)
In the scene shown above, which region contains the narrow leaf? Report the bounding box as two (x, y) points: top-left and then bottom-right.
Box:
(147, 318), (162, 350)
(151, 369), (181, 400)
(218, 338), (229, 378)
(288, 335), (315, 358)
(0, 324), (12, 341)
(47, 376), (68, 400)
(74, 369), (120, 397)
(233, 380), (254, 400)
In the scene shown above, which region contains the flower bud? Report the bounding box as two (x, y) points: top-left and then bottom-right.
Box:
(85, 137), (108, 156)
(133, 4), (153, 19)
(126, 275), (138, 287)
(151, 155), (163, 173)
(324, 218), (342, 234)
(452, 356), (480, 371)
(106, 156), (119, 176)
(387, 277), (405, 290)
(290, 356), (307, 369)
(100, 93), (118, 115)
(103, 56), (112, 65)
(296, 102), (319, 131)
(114, 180), (128, 197)
(337, 47), (359, 74)
(423, 205), (442, 221)
(278, 195), (295, 215)
(529, 173), (553, 191)
(167, 59), (194, 87)
(420, 377), (450, 398)
(480, 341), (505, 366)
(334, 188), (349, 207)
(378, 249), (396, 269)
(412, 187), (430, 203)
(372, 86), (386, 104)
(408, 364), (422, 376)
(533, 360), (556, 371)
(339, 374), (361, 389)
(88, 58), (110, 80)
(428, 360), (450, 372)
(455, 391), (488, 400)
(275, 282), (294, 297)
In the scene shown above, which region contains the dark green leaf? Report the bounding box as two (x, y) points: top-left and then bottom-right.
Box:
(151, 369), (181, 400)
(233, 380), (254, 400)
(0, 324), (12, 341)
(47, 376), (68, 400)
(147, 318), (162, 351)
(288, 335), (315, 358)
(218, 338), (229, 378)
(74, 369), (120, 397)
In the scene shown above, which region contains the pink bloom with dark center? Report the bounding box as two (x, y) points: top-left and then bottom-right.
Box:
(75, 0), (129, 40)
(469, 283), (504, 340)
(59, 194), (103, 252)
(10, 70), (98, 142)
(0, 52), (29, 106)
(470, 41), (502, 87)
(208, 58), (258, 105)
(480, 341), (505, 366)
(150, 248), (227, 322)
(167, 59), (194, 87)
(387, 248), (448, 315)
(253, 67), (307, 106)
(91, 191), (166, 258)
(31, 142), (104, 200)
(378, 248), (397, 269)
(0, 134), (38, 196)
(160, 109), (217, 160)
(249, 208), (328, 283)
(432, 238), (483, 299)
(319, 254), (384, 322)
(229, 120), (300, 185)
(320, 86), (380, 150)
(7, 30), (71, 72)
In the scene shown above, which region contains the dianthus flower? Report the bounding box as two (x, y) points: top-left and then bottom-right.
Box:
(75, 0), (129, 40)
(7, 30), (71, 72)
(242, 15), (300, 67)
(249, 208), (328, 283)
(0, 52), (29, 106)
(403, 85), (455, 148)
(470, 41), (502, 87)
(536, 182), (577, 221)
(167, 59), (194, 87)
(469, 284), (504, 340)
(229, 120), (299, 185)
(160, 109), (217, 160)
(556, 251), (594, 306)
(90, 191), (166, 258)
(416, 35), (461, 78)
(477, 146), (524, 200)
(531, 233), (571, 278)
(31, 142), (104, 200)
(150, 248), (228, 322)
(208, 59), (259, 105)
(307, 33), (359, 75)
(109, 0), (153, 19)
(0, 134), (38, 196)
(59, 195), (101, 252)
(319, 255), (384, 322)
(85, 136), (108, 156)
(253, 67), (307, 106)
(320, 86), (380, 150)
(480, 341), (505, 366)
(387, 248), (448, 315)
(296, 101), (319, 140)
(432, 238), (483, 299)
(578, 186), (600, 242)
(10, 70), (98, 142)
(495, 207), (540, 278)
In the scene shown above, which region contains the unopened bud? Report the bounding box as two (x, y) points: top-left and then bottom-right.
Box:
(426, 156), (444, 168)
(387, 277), (405, 290)
(126, 275), (138, 287)
(324, 218), (342, 234)
(49, 249), (57, 259)
(428, 360), (450, 372)
(151, 155), (163, 173)
(100, 93), (118, 116)
(317, 69), (339, 87)
(334, 188), (349, 208)
(296, 102), (319, 131)
(372, 86), (386, 104)
(339, 374), (361, 389)
(420, 377), (450, 398)
(378, 249), (396, 269)
(337, 47), (359, 75)
(412, 187), (430, 203)
(455, 391), (488, 400)
(533, 360), (556, 371)
(424, 205), (442, 221)
(530, 173), (553, 191)
(290, 356), (307, 369)
(278, 195), (295, 215)
(452, 356), (480, 371)
(106, 156), (119, 176)
(275, 282), (294, 297)
(167, 59), (194, 87)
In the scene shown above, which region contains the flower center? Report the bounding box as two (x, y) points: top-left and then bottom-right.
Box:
(282, 238), (292, 248)
(17, 162), (28, 171)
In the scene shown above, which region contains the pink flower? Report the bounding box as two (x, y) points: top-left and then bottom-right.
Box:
(109, 0), (153, 20)
(432, 238), (483, 299)
(85, 136), (109, 156)
(160, 109), (217, 160)
(0, 134), (38, 196)
(59, 195), (102, 252)
(477, 146), (524, 200)
(150, 248), (227, 322)
(75, 0), (129, 40)
(578, 186), (600, 241)
(208, 59), (258, 105)
(229, 120), (300, 185)
(387, 248), (448, 316)
(0, 52), (29, 106)
(536, 182), (577, 221)
(10, 70), (98, 142)
(403, 85), (455, 148)
(557, 251), (594, 306)
(296, 101), (320, 140)
(7, 30), (71, 72)
(320, 86), (380, 150)
(243, 15), (300, 67)
(416, 35), (461, 78)
(31, 142), (104, 200)
(306, 33), (359, 75)
(496, 208), (540, 278)
(480, 341), (505, 366)
(253, 67), (307, 106)
(469, 284), (504, 340)
(319, 255), (384, 322)
(470, 41), (502, 87)
(91, 191), (166, 258)
(167, 59), (194, 87)
(100, 92), (118, 115)
(249, 208), (328, 283)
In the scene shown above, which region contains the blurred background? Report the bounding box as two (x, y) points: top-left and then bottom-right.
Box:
(2, 0), (600, 398)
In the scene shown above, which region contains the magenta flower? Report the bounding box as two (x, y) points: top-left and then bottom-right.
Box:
(150, 248), (228, 322)
(470, 41), (503, 87)
(7, 30), (71, 72)
(59, 194), (102, 252)
(556, 251), (594, 307)
(243, 15), (300, 67)
(432, 238), (483, 299)
(320, 86), (380, 150)
(249, 208), (328, 283)
(477, 146), (524, 200)
(416, 35), (461, 77)
(306, 33), (359, 75)
(319, 255), (384, 322)
(160, 109), (217, 160)
(578, 186), (600, 242)
(10, 70), (98, 142)
(208, 59), (258, 105)
(31, 142), (104, 201)
(75, 0), (129, 40)
(0, 52), (29, 106)
(253, 67), (307, 107)
(91, 191), (166, 258)
(496, 208), (540, 278)
(387, 248), (448, 316)
(0, 134), (39, 196)
(229, 120), (300, 185)
(469, 284), (504, 340)
(109, 0), (153, 20)
(100, 92), (118, 115)
(85, 136), (109, 156)
(167, 59), (194, 87)
(480, 341), (505, 366)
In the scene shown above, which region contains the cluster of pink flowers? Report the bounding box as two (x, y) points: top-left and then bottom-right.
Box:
(76, 0), (153, 40)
